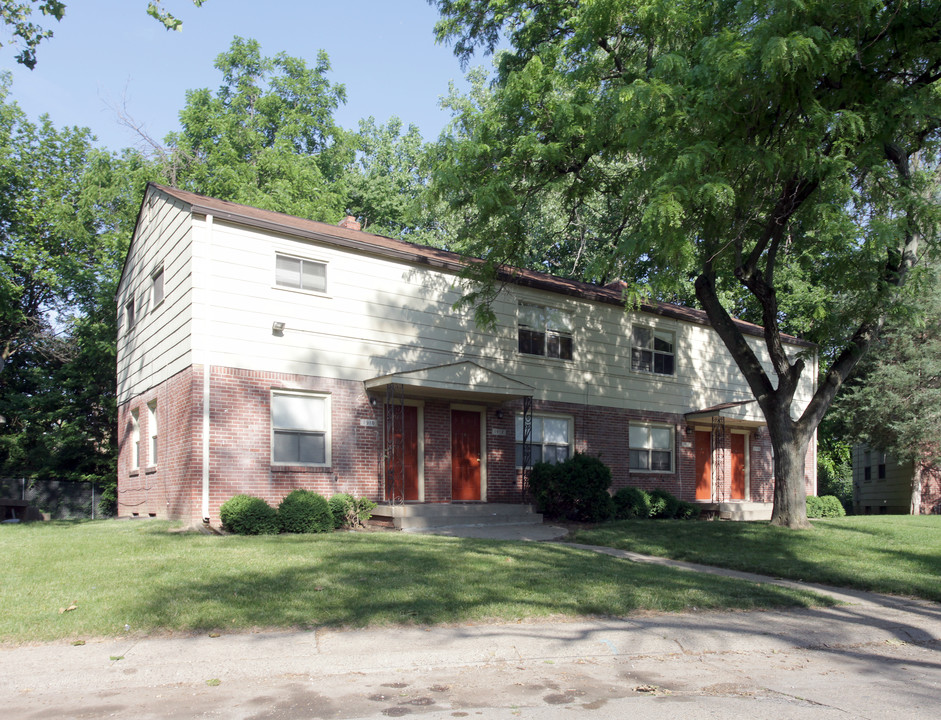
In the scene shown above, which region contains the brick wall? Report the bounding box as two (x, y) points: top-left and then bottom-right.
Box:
(116, 364), (818, 523)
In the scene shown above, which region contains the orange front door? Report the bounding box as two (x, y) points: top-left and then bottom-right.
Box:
(451, 410), (481, 501)
(731, 433), (746, 500)
(695, 431), (712, 501)
(386, 405), (419, 501)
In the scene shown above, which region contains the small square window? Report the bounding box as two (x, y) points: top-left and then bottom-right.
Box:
(125, 299), (135, 330)
(152, 267), (165, 308)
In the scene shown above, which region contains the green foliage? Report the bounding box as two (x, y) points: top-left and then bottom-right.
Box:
(166, 37), (352, 223)
(527, 453), (614, 522)
(327, 493), (375, 529)
(431, 0), (941, 528)
(277, 489), (332, 534)
(219, 494), (279, 535)
(676, 501), (703, 521)
(647, 488), (681, 520)
(1, 1), (203, 69)
(806, 495), (847, 519)
(612, 486), (651, 519)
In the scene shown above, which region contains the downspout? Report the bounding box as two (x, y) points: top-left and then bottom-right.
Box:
(201, 214), (214, 523)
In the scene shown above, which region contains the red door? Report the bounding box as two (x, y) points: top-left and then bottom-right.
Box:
(386, 406), (419, 501)
(695, 431), (712, 501)
(451, 410), (481, 501)
(731, 433), (746, 500)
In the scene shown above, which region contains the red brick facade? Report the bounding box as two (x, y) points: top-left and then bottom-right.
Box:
(118, 365), (817, 523)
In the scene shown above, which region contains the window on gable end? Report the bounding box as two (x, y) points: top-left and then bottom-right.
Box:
(276, 253), (327, 293)
(125, 298), (135, 331)
(152, 266), (165, 308)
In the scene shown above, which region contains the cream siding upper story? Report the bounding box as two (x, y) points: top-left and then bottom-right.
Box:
(853, 446), (914, 511)
(118, 186), (817, 420)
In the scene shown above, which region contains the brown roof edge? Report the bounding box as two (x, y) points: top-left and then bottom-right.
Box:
(147, 183), (816, 349)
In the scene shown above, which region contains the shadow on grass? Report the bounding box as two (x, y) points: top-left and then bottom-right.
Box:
(123, 532), (828, 634)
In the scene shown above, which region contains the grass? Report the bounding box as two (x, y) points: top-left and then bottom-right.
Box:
(0, 519), (831, 643)
(570, 515), (941, 602)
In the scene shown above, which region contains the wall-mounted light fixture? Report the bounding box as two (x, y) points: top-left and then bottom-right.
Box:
(272, 321), (285, 335)
(369, 397), (378, 408)
(496, 410), (504, 419)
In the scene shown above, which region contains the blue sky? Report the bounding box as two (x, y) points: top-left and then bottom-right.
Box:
(4, 0), (481, 151)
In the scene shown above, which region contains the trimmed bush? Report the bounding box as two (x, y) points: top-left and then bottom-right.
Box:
(806, 495), (846, 519)
(219, 494), (279, 535)
(328, 494), (377, 528)
(648, 488), (681, 519)
(613, 486), (652, 519)
(676, 500), (703, 520)
(278, 489), (333, 533)
(528, 453), (615, 522)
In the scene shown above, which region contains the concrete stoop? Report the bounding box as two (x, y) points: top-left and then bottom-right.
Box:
(370, 502), (543, 532)
(715, 501), (773, 521)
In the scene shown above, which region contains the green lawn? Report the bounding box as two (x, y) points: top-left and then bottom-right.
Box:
(1, 519), (830, 642)
(570, 515), (941, 602)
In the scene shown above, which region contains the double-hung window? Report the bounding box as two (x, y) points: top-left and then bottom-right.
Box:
(629, 424), (674, 472)
(271, 391), (331, 466)
(130, 409), (140, 470)
(631, 325), (675, 375)
(518, 303), (573, 360)
(147, 401), (158, 466)
(276, 253), (327, 293)
(515, 414), (572, 466)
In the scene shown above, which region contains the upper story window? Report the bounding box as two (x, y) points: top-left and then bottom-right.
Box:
(124, 297), (136, 330)
(629, 424), (674, 472)
(271, 390), (331, 466)
(631, 325), (675, 375)
(276, 253), (327, 294)
(518, 303), (573, 360)
(152, 266), (165, 308)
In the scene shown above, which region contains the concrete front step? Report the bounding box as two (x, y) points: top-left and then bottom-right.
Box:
(716, 502), (773, 521)
(371, 503), (543, 531)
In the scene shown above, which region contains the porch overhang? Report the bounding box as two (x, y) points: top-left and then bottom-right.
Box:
(685, 400), (766, 428)
(364, 361), (534, 403)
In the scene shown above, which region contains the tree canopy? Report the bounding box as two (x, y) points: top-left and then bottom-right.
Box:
(430, 0), (941, 526)
(0, 1), (207, 69)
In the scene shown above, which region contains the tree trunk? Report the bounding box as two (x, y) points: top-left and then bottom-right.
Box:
(910, 463), (923, 515)
(765, 410), (813, 529)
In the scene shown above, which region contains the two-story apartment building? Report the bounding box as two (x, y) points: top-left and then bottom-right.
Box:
(116, 184), (817, 524)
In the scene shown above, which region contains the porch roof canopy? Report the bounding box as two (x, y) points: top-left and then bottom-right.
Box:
(365, 361), (534, 403)
(685, 400), (766, 428)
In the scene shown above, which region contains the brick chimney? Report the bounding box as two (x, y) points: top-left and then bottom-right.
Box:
(338, 215), (361, 231)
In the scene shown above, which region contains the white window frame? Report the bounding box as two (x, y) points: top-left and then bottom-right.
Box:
(270, 390), (332, 467)
(631, 325), (676, 376)
(152, 266), (165, 309)
(275, 253), (328, 295)
(130, 408), (140, 470)
(628, 423), (675, 473)
(147, 401), (158, 467)
(515, 413), (574, 467)
(518, 303), (574, 361)
(124, 297), (135, 331)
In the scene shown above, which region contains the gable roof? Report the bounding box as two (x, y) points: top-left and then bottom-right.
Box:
(142, 183), (814, 348)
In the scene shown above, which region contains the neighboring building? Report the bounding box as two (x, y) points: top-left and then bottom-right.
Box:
(852, 445), (941, 515)
(116, 184), (817, 524)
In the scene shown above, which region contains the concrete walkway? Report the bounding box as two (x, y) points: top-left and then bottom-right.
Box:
(3, 524), (940, 719)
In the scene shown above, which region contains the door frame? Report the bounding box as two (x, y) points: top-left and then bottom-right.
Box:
(450, 403), (487, 502)
(730, 429), (750, 501)
(384, 399), (425, 502)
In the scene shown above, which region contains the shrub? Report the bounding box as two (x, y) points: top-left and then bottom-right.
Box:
(806, 495), (846, 519)
(528, 453), (615, 522)
(648, 488), (681, 519)
(219, 494), (279, 535)
(676, 500), (703, 520)
(328, 493), (355, 529)
(613, 487), (652, 519)
(328, 494), (377, 528)
(278, 489), (333, 533)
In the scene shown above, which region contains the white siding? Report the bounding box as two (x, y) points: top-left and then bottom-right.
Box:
(116, 189), (194, 403)
(186, 217), (816, 418)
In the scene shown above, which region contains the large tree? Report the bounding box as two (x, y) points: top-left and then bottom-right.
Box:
(164, 37), (353, 222)
(430, 0), (941, 527)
